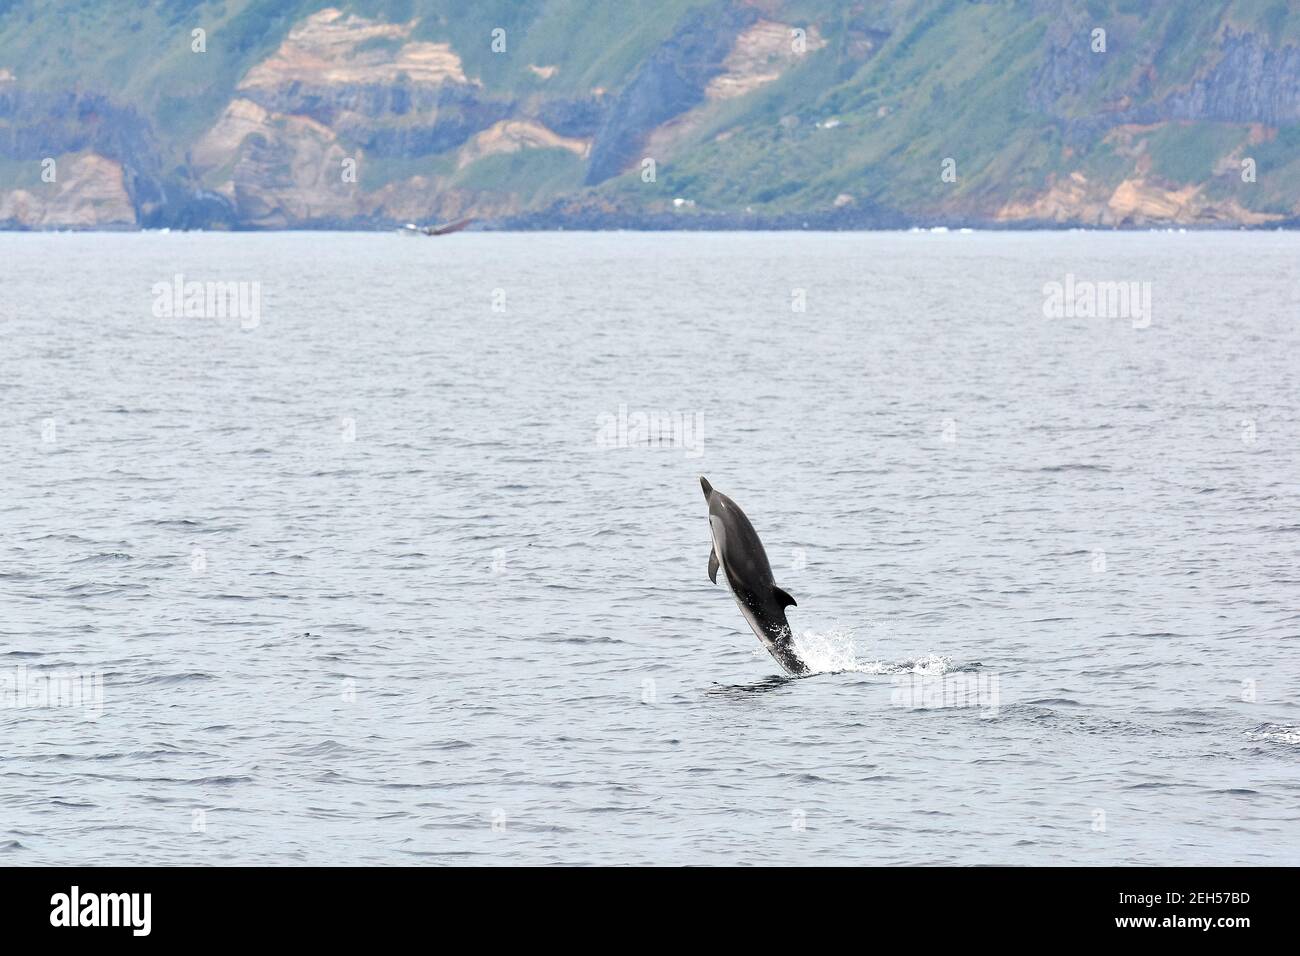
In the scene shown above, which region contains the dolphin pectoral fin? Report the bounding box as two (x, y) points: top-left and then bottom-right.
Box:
(708, 547), (719, 584)
(772, 585), (797, 608)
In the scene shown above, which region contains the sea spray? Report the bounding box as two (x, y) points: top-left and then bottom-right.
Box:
(787, 624), (953, 676)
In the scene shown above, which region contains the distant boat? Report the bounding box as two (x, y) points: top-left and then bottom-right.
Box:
(398, 217), (474, 237)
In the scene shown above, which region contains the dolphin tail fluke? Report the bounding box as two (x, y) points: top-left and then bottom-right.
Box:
(772, 585), (797, 608)
(708, 546), (719, 584)
(699, 476), (713, 498)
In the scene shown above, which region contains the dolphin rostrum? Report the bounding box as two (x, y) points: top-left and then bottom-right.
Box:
(700, 477), (807, 675)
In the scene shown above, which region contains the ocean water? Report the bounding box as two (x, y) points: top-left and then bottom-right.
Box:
(2, 230), (1298, 865)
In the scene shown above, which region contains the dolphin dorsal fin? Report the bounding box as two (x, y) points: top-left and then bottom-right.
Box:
(772, 585), (797, 608)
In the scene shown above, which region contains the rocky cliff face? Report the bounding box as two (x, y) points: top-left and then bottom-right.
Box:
(0, 151), (135, 227)
(1033, 25), (1300, 134)
(0, 1), (1298, 229)
(583, 4), (759, 185)
(1158, 31), (1300, 126)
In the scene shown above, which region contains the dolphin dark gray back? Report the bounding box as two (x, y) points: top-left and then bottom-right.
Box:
(708, 491), (776, 588)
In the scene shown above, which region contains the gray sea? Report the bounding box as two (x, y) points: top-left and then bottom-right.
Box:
(2, 230), (1298, 865)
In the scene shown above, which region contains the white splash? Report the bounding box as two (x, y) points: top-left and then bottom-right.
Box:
(1248, 723), (1300, 745)
(787, 624), (952, 676)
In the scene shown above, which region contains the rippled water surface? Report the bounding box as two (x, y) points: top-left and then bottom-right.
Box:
(2, 231), (1298, 865)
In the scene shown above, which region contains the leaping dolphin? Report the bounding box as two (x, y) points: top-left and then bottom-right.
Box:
(700, 477), (807, 675)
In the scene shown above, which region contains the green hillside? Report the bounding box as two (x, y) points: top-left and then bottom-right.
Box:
(1, 0), (1298, 228)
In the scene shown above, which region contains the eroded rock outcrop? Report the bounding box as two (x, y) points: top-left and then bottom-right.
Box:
(0, 153), (135, 228)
